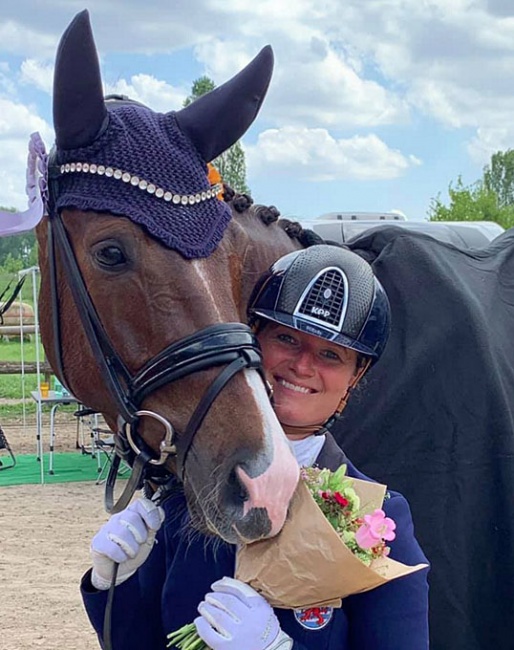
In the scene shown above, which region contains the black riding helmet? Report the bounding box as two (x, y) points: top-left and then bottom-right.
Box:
(248, 244), (391, 365)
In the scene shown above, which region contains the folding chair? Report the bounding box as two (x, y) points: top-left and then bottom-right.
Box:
(92, 426), (125, 484)
(74, 407), (100, 455)
(0, 424), (16, 470)
(73, 408), (129, 484)
(93, 425), (133, 484)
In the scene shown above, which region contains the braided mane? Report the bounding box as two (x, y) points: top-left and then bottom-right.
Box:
(222, 183), (325, 249)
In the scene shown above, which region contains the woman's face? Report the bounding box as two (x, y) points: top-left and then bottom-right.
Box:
(257, 322), (359, 430)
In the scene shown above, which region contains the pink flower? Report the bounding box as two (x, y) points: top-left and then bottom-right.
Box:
(355, 509), (396, 549)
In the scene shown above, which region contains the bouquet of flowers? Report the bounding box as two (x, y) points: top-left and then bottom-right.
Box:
(167, 464), (427, 648)
(235, 464), (427, 608)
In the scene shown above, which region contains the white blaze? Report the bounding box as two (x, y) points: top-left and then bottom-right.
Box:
(191, 259), (223, 320)
(237, 370), (300, 537)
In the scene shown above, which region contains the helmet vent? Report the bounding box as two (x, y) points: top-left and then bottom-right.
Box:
(296, 268), (347, 329)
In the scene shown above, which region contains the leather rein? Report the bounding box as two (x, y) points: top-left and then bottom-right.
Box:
(46, 208), (265, 513)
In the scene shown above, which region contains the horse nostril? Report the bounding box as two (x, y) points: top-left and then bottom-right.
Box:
(227, 468), (249, 504)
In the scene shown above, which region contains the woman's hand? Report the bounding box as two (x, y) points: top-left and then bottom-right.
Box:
(195, 577), (292, 650)
(90, 497), (165, 590)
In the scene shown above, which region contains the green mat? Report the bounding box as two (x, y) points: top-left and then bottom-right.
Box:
(0, 451), (107, 486)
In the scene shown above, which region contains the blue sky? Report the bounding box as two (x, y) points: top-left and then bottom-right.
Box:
(1, 0), (514, 221)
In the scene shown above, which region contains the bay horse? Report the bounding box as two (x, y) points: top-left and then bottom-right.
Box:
(33, 10), (303, 545)
(9, 10), (514, 648)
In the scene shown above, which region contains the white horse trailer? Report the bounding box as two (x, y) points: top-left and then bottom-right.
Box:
(299, 213), (504, 249)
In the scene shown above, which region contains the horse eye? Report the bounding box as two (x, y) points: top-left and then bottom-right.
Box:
(94, 244), (127, 268)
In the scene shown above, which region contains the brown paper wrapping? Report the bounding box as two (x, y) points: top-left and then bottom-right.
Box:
(235, 479), (428, 609)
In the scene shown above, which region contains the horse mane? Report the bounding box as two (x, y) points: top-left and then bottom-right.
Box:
(222, 183), (325, 249)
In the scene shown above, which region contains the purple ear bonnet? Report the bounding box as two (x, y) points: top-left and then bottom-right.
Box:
(43, 10), (273, 258)
(54, 105), (229, 258)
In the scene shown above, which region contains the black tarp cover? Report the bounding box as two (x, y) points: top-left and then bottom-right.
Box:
(332, 226), (514, 650)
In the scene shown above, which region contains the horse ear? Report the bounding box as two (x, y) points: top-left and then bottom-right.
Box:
(53, 10), (108, 150)
(175, 46), (274, 163)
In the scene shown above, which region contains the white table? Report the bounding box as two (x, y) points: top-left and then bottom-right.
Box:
(30, 390), (81, 483)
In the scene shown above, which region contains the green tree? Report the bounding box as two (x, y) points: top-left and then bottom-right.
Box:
(428, 177), (514, 230)
(183, 76), (250, 194)
(483, 149), (514, 209)
(183, 76), (216, 107)
(212, 141), (249, 195)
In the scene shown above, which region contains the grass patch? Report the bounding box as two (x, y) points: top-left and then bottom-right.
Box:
(0, 401), (37, 419)
(0, 374), (40, 399)
(0, 400), (77, 420)
(0, 340), (50, 399)
(0, 339), (45, 362)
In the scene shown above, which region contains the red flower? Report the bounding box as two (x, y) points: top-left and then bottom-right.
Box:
(333, 492), (349, 507)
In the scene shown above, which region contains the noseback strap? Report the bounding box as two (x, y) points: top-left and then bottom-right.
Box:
(131, 323), (261, 403)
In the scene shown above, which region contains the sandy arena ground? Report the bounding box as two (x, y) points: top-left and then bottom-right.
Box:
(1, 414), (115, 650)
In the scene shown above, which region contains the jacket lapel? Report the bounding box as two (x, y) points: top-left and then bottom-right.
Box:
(315, 433), (348, 471)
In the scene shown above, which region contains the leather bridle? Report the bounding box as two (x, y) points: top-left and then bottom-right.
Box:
(45, 196), (265, 513)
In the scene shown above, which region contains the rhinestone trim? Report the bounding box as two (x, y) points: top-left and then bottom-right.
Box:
(59, 163), (223, 205)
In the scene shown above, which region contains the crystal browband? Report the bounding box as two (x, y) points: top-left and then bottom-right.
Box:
(59, 162), (223, 205)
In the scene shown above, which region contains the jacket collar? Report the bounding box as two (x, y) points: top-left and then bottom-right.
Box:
(315, 432), (348, 471)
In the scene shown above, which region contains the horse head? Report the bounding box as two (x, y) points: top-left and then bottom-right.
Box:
(34, 10), (301, 544)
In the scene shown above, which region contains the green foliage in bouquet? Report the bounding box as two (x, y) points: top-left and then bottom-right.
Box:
(301, 465), (394, 565)
(167, 622), (208, 650)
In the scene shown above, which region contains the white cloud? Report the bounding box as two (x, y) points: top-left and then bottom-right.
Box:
(0, 19), (55, 58)
(20, 59), (53, 94)
(105, 75), (187, 113)
(467, 126), (514, 164)
(246, 126), (420, 181)
(0, 98), (51, 138)
(194, 40), (262, 85)
(3, 0), (514, 201)
(321, 1), (514, 143)
(15, 64), (188, 116)
(195, 37), (408, 129)
(17, 61), (188, 113)
(0, 2), (229, 56)
(273, 46), (408, 128)
(7, 0), (496, 135)
(0, 64), (17, 98)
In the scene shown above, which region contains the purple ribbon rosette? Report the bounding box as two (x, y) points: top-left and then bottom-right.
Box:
(0, 132), (48, 237)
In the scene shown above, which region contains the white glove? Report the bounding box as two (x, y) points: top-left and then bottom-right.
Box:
(90, 497), (165, 590)
(195, 577), (293, 650)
